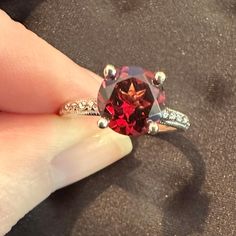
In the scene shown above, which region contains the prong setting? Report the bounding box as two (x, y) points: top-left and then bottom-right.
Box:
(153, 71), (166, 86)
(97, 117), (109, 129)
(103, 64), (116, 80)
(147, 120), (159, 135)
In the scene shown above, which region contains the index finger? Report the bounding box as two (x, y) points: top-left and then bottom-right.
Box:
(0, 10), (101, 113)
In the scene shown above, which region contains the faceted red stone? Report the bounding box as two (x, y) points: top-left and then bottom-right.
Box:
(97, 66), (166, 136)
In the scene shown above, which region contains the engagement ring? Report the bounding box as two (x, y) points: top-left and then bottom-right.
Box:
(59, 65), (190, 136)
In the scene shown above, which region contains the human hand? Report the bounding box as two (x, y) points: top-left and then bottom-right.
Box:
(0, 10), (132, 235)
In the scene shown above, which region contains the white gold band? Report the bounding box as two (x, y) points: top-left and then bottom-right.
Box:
(59, 99), (190, 132)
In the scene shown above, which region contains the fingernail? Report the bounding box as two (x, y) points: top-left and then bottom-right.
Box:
(51, 131), (132, 190)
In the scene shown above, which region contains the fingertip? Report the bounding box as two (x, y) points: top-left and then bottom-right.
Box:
(51, 129), (133, 189)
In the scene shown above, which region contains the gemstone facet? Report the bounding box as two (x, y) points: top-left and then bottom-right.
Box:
(97, 66), (166, 136)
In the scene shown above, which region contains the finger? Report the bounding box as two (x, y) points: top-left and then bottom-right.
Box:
(0, 113), (132, 235)
(0, 10), (101, 113)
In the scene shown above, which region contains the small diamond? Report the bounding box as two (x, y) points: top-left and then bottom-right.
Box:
(169, 112), (176, 120)
(92, 103), (97, 110)
(182, 116), (189, 124)
(78, 101), (87, 110)
(87, 100), (94, 109)
(162, 110), (169, 119)
(176, 114), (182, 122)
(69, 102), (78, 112)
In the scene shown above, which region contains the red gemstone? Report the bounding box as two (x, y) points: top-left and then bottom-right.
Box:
(97, 66), (166, 136)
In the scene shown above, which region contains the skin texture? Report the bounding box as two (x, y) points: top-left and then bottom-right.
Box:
(0, 10), (132, 235)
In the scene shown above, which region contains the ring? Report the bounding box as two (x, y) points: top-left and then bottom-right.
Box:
(59, 65), (190, 136)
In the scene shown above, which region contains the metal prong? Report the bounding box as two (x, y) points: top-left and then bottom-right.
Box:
(154, 71), (166, 85)
(103, 64), (116, 80)
(147, 121), (159, 135)
(97, 117), (109, 129)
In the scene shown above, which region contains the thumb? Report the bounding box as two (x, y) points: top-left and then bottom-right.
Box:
(0, 113), (132, 235)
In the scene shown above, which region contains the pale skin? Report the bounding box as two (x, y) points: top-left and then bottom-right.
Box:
(0, 10), (132, 235)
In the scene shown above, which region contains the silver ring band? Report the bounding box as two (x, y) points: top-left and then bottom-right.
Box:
(59, 99), (190, 131)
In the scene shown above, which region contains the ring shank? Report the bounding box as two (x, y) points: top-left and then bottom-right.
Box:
(59, 99), (190, 132)
(158, 124), (177, 132)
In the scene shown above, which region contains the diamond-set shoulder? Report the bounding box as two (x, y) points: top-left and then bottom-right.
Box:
(160, 108), (190, 130)
(60, 99), (99, 116)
